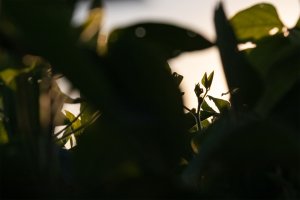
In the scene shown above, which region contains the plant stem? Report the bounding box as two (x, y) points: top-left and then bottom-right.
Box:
(196, 89), (209, 132)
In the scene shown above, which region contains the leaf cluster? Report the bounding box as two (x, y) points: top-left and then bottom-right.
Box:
(0, 1), (299, 199)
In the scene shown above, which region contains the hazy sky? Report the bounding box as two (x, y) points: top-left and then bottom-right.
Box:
(101, 0), (299, 108)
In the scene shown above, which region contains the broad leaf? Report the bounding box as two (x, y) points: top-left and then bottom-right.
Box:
(214, 3), (263, 110)
(107, 22), (213, 59)
(255, 45), (300, 115)
(230, 3), (284, 42)
(208, 95), (230, 113)
(246, 34), (291, 77)
(202, 99), (217, 113)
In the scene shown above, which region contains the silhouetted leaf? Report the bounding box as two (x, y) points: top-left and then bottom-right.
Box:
(246, 34), (291, 77)
(214, 3), (263, 110)
(255, 44), (300, 115)
(202, 100), (217, 113)
(172, 72), (184, 86)
(208, 95), (230, 113)
(230, 3), (284, 42)
(107, 22), (213, 59)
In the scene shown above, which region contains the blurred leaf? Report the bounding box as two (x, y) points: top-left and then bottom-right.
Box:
(0, 122), (9, 144)
(208, 95), (230, 113)
(214, 3), (263, 110)
(107, 22), (213, 59)
(172, 72), (183, 86)
(0, 69), (20, 88)
(201, 119), (211, 129)
(255, 45), (300, 115)
(230, 3), (284, 42)
(184, 116), (300, 198)
(246, 34), (291, 77)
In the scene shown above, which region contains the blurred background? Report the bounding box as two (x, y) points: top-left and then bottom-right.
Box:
(64, 0), (300, 112)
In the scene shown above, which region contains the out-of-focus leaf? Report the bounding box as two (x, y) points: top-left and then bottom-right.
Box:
(0, 69), (20, 88)
(107, 22), (213, 59)
(2, 0), (116, 114)
(0, 122), (9, 144)
(246, 34), (291, 77)
(208, 95), (230, 113)
(230, 3), (284, 42)
(172, 72), (183, 86)
(184, 116), (300, 198)
(255, 46), (300, 115)
(201, 119), (211, 129)
(214, 3), (263, 110)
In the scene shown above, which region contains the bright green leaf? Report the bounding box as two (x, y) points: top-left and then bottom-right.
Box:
(65, 110), (81, 131)
(230, 3), (284, 42)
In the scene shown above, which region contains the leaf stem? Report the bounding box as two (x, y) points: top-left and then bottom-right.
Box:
(196, 89), (209, 131)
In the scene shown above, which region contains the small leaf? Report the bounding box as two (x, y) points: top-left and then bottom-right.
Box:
(207, 71), (214, 89)
(208, 95), (230, 113)
(201, 72), (208, 89)
(65, 110), (81, 131)
(172, 72), (183, 86)
(194, 83), (203, 98)
(230, 3), (284, 42)
(201, 119), (211, 129)
(0, 122), (9, 144)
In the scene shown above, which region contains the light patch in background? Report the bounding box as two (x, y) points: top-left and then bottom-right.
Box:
(56, 77), (81, 116)
(71, 0), (92, 26)
(101, 0), (299, 108)
(169, 47), (228, 109)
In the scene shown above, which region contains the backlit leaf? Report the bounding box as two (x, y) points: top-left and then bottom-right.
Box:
(230, 3), (284, 42)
